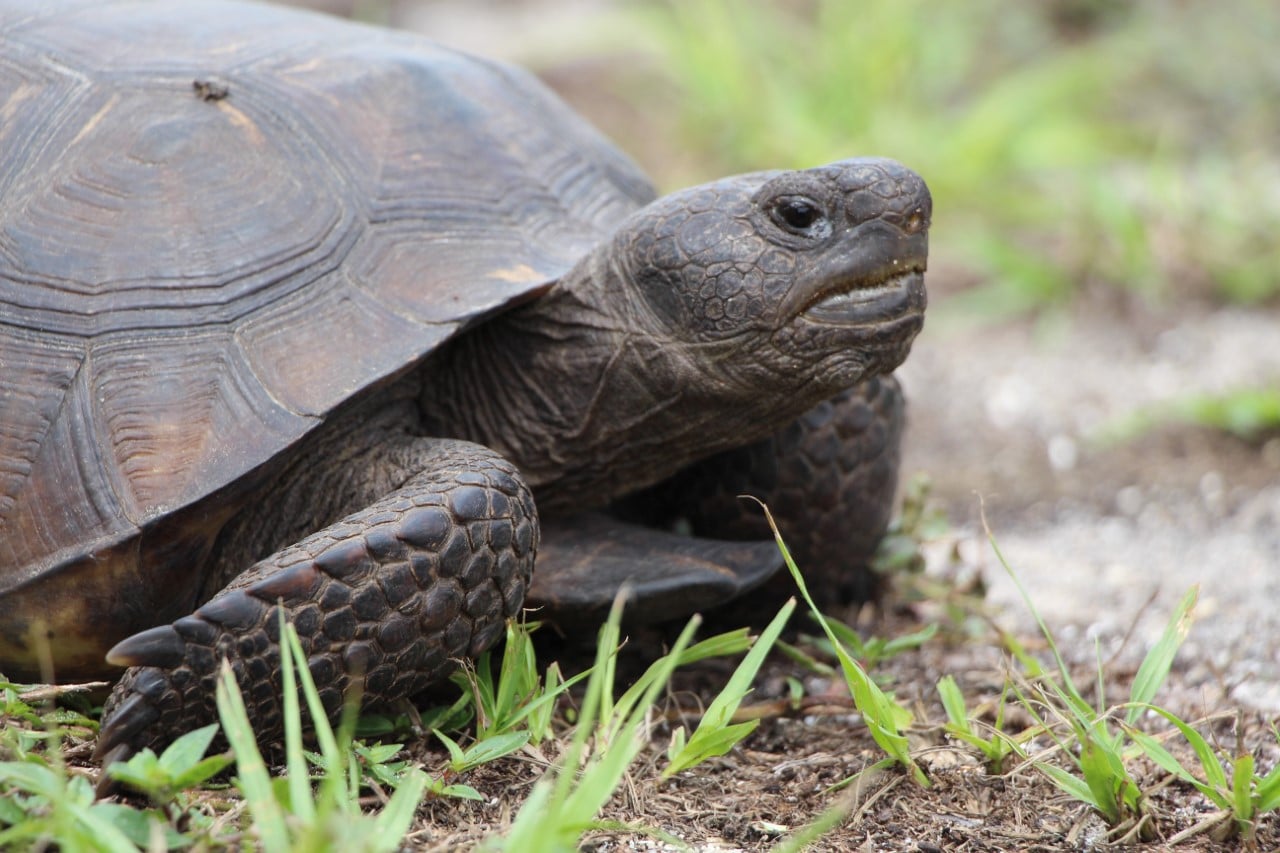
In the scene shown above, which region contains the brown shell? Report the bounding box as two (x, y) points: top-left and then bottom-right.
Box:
(0, 0), (654, 673)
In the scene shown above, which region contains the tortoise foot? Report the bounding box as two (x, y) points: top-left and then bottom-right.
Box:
(616, 377), (905, 608)
(94, 440), (536, 781)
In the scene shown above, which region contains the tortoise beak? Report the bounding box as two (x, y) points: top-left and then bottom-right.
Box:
(784, 222), (928, 328)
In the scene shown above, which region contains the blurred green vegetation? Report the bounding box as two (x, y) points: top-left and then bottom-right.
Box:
(1102, 387), (1280, 443)
(638, 0), (1280, 314)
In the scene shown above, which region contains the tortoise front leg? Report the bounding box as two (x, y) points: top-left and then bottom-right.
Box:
(95, 439), (535, 768)
(618, 376), (904, 608)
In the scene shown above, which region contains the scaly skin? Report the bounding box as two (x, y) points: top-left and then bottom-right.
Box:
(95, 440), (535, 768)
(616, 377), (904, 607)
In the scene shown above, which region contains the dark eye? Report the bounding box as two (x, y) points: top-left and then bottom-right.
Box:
(772, 197), (823, 232)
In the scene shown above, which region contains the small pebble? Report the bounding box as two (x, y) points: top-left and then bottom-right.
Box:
(1047, 434), (1078, 471)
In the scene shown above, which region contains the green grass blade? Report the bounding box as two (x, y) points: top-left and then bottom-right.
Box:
(453, 731), (530, 771)
(495, 592), (688, 851)
(983, 512), (1091, 717)
(1257, 725), (1280, 813)
(1037, 760), (1102, 810)
(533, 592), (630, 847)
(494, 622), (533, 727)
(277, 610), (315, 823)
(936, 676), (971, 732)
(566, 618), (699, 821)
(1231, 752), (1255, 828)
(750, 498), (924, 785)
(372, 768), (430, 853)
(1077, 738), (1122, 824)
(434, 729), (466, 766)
(527, 661), (562, 744)
(1125, 725), (1227, 808)
(282, 622), (342, 776)
(1124, 586), (1198, 725)
(215, 660), (290, 853)
(664, 598), (794, 777)
(1143, 705), (1229, 791)
(881, 622), (940, 658)
(586, 597), (625, 745)
(1255, 761), (1280, 812)
(474, 661), (595, 741)
(155, 722), (218, 777)
(612, 629), (753, 730)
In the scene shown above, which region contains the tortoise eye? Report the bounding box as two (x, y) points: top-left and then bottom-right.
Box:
(772, 197), (824, 233)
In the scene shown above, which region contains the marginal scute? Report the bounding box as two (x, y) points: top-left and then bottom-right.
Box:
(238, 281), (452, 419)
(92, 331), (306, 524)
(0, 333), (91, 580)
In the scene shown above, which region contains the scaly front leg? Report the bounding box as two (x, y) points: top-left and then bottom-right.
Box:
(95, 439), (536, 769)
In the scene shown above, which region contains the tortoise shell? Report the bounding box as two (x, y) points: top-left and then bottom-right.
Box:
(0, 0), (654, 674)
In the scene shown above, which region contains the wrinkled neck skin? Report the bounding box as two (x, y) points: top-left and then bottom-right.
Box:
(419, 158), (929, 513)
(419, 248), (847, 516)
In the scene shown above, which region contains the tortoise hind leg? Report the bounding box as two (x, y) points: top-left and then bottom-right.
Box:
(527, 512), (784, 629)
(95, 439), (535, 770)
(616, 376), (904, 609)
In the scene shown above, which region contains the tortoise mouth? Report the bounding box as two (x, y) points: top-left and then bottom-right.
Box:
(799, 265), (926, 326)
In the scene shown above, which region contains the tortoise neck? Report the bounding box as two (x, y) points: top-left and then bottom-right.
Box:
(417, 250), (706, 514)
(418, 246), (817, 516)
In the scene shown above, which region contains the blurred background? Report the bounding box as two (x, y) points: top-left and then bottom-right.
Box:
(291, 0), (1280, 703)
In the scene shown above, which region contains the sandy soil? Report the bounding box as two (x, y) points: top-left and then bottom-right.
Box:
(899, 302), (1280, 712)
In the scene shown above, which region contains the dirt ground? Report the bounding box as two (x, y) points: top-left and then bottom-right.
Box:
(899, 300), (1280, 714)
(403, 648), (1280, 852)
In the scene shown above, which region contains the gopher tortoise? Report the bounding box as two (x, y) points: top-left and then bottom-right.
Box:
(0, 0), (930, 766)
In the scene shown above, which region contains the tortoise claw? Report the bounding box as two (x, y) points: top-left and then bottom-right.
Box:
(93, 743), (137, 799)
(105, 624), (186, 668)
(93, 691), (157, 761)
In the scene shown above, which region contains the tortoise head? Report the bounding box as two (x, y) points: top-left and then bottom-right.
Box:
(615, 157), (929, 391)
(421, 158), (929, 512)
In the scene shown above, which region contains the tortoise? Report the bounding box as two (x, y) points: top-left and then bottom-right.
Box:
(0, 0), (929, 766)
